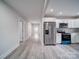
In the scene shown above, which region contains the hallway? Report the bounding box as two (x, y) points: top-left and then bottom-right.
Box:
(5, 39), (79, 59)
(1, 0), (79, 59)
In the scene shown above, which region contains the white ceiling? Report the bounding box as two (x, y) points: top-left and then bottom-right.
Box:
(3, 0), (45, 19)
(3, 0), (79, 19)
(46, 0), (79, 16)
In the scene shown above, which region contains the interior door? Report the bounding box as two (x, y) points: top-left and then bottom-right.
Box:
(44, 22), (56, 45)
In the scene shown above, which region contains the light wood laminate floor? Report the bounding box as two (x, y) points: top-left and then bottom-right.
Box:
(5, 39), (79, 59)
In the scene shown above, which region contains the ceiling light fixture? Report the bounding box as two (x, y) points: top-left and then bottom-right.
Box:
(77, 12), (79, 15)
(59, 12), (63, 15)
(50, 9), (54, 12)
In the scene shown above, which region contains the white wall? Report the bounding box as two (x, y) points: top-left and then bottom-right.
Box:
(0, 1), (26, 59)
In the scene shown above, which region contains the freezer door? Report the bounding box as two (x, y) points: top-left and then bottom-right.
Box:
(44, 22), (56, 45)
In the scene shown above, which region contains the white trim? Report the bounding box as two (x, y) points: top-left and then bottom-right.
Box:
(0, 44), (19, 59)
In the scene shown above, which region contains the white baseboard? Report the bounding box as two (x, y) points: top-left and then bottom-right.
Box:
(0, 44), (19, 59)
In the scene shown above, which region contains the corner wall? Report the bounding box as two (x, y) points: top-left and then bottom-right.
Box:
(0, 1), (26, 59)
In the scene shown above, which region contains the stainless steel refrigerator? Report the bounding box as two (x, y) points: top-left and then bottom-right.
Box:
(44, 22), (56, 45)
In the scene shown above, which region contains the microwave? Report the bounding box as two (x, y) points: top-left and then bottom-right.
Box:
(59, 23), (68, 28)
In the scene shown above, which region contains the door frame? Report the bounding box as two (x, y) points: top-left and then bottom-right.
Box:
(31, 23), (40, 40)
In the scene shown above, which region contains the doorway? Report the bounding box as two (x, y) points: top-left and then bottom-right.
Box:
(31, 23), (40, 41)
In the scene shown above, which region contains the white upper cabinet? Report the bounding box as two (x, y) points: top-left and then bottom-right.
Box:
(68, 19), (79, 28)
(57, 19), (79, 28)
(56, 20), (63, 28)
(68, 20), (73, 28)
(72, 20), (79, 28)
(56, 19), (68, 28)
(43, 18), (79, 28)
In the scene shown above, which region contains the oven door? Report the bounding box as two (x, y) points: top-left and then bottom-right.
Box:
(62, 33), (71, 44)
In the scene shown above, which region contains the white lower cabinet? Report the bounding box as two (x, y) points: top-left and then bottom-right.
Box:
(71, 33), (79, 43)
(56, 33), (61, 43)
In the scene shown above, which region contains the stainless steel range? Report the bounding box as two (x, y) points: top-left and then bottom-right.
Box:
(62, 33), (71, 44)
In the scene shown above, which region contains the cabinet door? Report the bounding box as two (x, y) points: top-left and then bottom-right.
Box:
(68, 20), (79, 28)
(56, 33), (61, 43)
(56, 20), (64, 28)
(68, 20), (73, 28)
(71, 33), (79, 43)
(72, 20), (79, 28)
